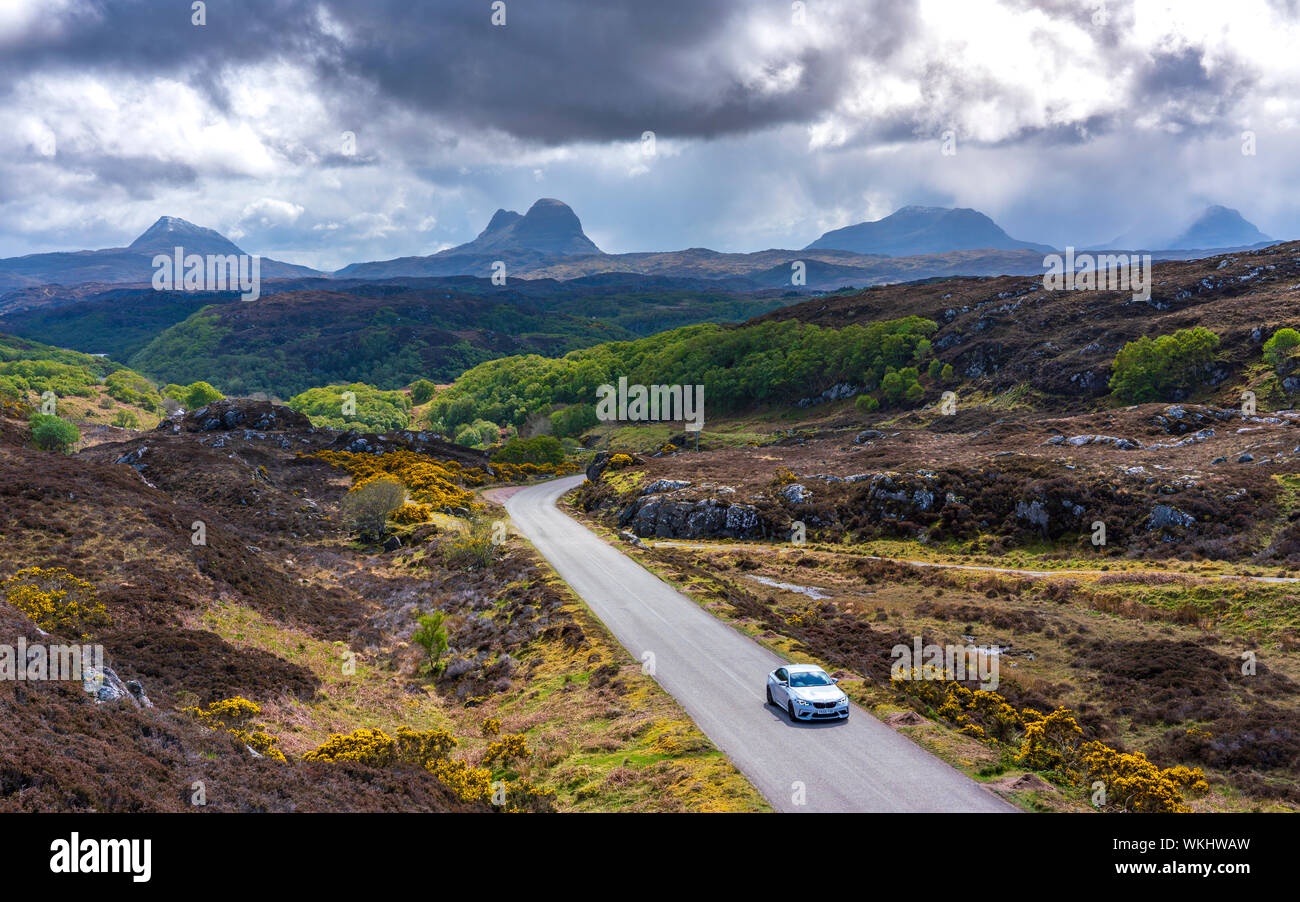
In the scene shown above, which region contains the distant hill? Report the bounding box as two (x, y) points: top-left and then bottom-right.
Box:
(117, 275), (800, 397)
(804, 206), (1054, 256)
(1167, 205), (1273, 250)
(0, 217), (323, 291)
(1098, 205), (1276, 251)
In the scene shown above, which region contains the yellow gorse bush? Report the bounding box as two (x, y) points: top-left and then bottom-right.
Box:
(1081, 742), (1209, 813)
(181, 697), (287, 763)
(892, 671), (1208, 813)
(483, 733), (530, 765)
(3, 567), (111, 638)
(301, 724), (553, 810)
(312, 449), (577, 521)
(389, 501), (434, 525)
(313, 450), (479, 512)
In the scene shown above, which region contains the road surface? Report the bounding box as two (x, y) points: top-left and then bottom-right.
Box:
(495, 475), (1016, 813)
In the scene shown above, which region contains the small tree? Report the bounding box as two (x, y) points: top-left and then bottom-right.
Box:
(29, 413), (80, 453)
(412, 610), (449, 674)
(1263, 328), (1300, 375)
(111, 409), (140, 429)
(410, 379), (438, 405)
(340, 477), (406, 540)
(184, 381), (224, 409)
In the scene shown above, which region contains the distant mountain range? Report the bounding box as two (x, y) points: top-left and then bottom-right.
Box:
(0, 216), (321, 292)
(0, 201), (1282, 296)
(804, 205), (1053, 256)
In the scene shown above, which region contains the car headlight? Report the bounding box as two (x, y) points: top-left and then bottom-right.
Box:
(794, 698), (812, 706)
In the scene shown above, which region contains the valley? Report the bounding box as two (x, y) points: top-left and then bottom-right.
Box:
(3, 235), (1300, 814)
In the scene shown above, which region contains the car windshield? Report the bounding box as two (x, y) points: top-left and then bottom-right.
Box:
(788, 671), (833, 687)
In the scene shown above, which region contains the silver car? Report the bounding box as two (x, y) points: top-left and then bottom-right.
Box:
(766, 663), (850, 722)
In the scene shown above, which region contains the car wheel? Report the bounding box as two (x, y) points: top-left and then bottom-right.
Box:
(787, 702), (798, 723)
(766, 685), (773, 706)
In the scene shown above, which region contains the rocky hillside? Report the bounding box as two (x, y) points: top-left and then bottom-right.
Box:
(749, 241), (1300, 407)
(0, 397), (762, 812)
(578, 402), (1300, 562)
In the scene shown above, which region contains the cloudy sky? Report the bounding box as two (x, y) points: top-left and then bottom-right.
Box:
(2, 0), (1298, 269)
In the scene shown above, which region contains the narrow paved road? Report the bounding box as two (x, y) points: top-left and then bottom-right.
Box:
(495, 475), (1015, 813)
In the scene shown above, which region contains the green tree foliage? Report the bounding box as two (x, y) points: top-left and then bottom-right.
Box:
(1263, 328), (1300, 374)
(1108, 327), (1220, 403)
(855, 394), (879, 414)
(412, 611), (449, 674)
(288, 383), (412, 432)
(409, 379), (438, 405)
(185, 381), (223, 409)
(426, 316), (938, 430)
(879, 366), (923, 406)
(111, 410), (140, 429)
(104, 369), (161, 410)
(493, 435), (566, 465)
(163, 380), (223, 409)
(453, 418), (501, 449)
(941, 363), (955, 383)
(29, 413), (80, 452)
(549, 403), (598, 437)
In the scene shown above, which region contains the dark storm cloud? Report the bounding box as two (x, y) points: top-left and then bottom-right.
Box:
(5, 0), (917, 143)
(1133, 45), (1258, 127)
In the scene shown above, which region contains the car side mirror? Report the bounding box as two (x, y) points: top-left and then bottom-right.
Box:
(778, 680), (788, 686)
(831, 678), (839, 683)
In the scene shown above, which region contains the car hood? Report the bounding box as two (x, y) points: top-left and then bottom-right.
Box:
(789, 685), (846, 703)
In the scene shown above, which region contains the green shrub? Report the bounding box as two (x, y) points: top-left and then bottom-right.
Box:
(1108, 327), (1220, 403)
(855, 394), (880, 414)
(453, 418), (500, 449)
(181, 381), (223, 409)
(111, 410), (140, 429)
(409, 379), (438, 405)
(1263, 328), (1300, 374)
(492, 435), (566, 466)
(881, 366), (922, 406)
(289, 383), (412, 432)
(29, 413), (80, 452)
(104, 369), (160, 408)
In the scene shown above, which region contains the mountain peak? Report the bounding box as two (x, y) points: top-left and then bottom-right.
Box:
(481, 208), (523, 236)
(1168, 205), (1272, 250)
(447, 198), (602, 257)
(805, 205), (1051, 256)
(127, 216), (245, 256)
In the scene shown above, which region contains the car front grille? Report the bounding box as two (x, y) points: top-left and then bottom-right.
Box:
(813, 701), (839, 709)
